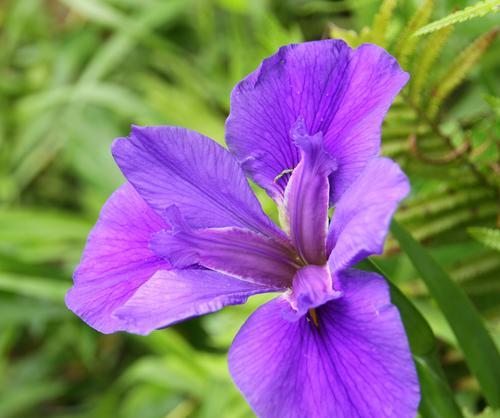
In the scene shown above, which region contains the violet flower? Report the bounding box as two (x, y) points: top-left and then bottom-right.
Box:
(67, 40), (420, 417)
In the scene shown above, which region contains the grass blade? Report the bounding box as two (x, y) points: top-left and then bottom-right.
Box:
(391, 221), (500, 408)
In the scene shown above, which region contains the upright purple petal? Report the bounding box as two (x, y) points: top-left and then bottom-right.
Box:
(229, 269), (419, 418)
(65, 183), (168, 333)
(151, 206), (299, 288)
(283, 119), (337, 264)
(226, 40), (408, 203)
(327, 157), (409, 272)
(112, 126), (282, 238)
(113, 269), (275, 335)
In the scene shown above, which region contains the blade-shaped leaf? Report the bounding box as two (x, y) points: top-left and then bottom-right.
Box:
(391, 221), (500, 409)
(415, 355), (465, 418)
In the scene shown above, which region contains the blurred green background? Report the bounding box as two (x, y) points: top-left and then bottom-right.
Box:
(0, 0), (499, 417)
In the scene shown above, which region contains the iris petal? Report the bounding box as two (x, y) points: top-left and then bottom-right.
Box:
(65, 183), (168, 333)
(226, 40), (408, 203)
(327, 157), (409, 272)
(112, 125), (283, 239)
(113, 269), (275, 335)
(283, 118), (337, 264)
(229, 269), (420, 418)
(151, 206), (299, 288)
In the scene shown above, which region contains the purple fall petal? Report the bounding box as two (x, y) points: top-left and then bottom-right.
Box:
(113, 269), (275, 335)
(151, 207), (299, 288)
(112, 125), (282, 238)
(283, 264), (341, 321)
(226, 40), (408, 203)
(229, 269), (419, 418)
(65, 183), (168, 333)
(283, 118), (337, 264)
(327, 157), (409, 272)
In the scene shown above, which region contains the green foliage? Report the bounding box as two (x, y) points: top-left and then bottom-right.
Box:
(410, 25), (454, 106)
(393, 0), (434, 68)
(0, 0), (498, 417)
(428, 28), (498, 119)
(468, 227), (500, 252)
(392, 221), (500, 409)
(414, 0), (500, 36)
(370, 0), (397, 46)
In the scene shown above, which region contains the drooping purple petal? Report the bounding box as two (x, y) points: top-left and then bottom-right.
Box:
(229, 269), (419, 418)
(151, 206), (299, 288)
(283, 118), (337, 264)
(226, 39), (408, 203)
(283, 264), (341, 321)
(113, 269), (276, 335)
(327, 157), (409, 272)
(65, 183), (168, 333)
(112, 125), (282, 238)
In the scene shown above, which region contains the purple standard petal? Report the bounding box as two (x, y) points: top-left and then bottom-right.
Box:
(114, 269), (275, 335)
(283, 118), (337, 264)
(151, 206), (299, 288)
(327, 157), (409, 272)
(66, 183), (168, 333)
(229, 269), (420, 418)
(226, 40), (408, 203)
(283, 264), (342, 321)
(112, 125), (282, 238)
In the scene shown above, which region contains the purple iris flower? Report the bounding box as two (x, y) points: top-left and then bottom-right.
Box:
(66, 40), (420, 417)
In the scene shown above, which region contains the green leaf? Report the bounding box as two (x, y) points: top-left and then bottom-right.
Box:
(427, 29), (498, 118)
(415, 354), (465, 418)
(370, 0), (397, 46)
(60, 0), (126, 28)
(414, 0), (500, 36)
(410, 25), (453, 105)
(393, 0), (434, 68)
(470, 407), (500, 417)
(78, 0), (186, 83)
(391, 221), (500, 408)
(468, 227), (500, 252)
(0, 381), (66, 418)
(0, 274), (67, 301)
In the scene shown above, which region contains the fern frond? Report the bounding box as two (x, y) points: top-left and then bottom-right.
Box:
(428, 28), (498, 119)
(326, 23), (360, 47)
(382, 136), (442, 156)
(408, 202), (497, 241)
(370, 0), (397, 47)
(468, 227), (500, 251)
(414, 0), (500, 36)
(452, 253), (500, 282)
(393, 0), (434, 68)
(396, 188), (493, 222)
(382, 124), (428, 139)
(410, 25), (454, 106)
(484, 95), (500, 115)
(385, 201), (497, 252)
